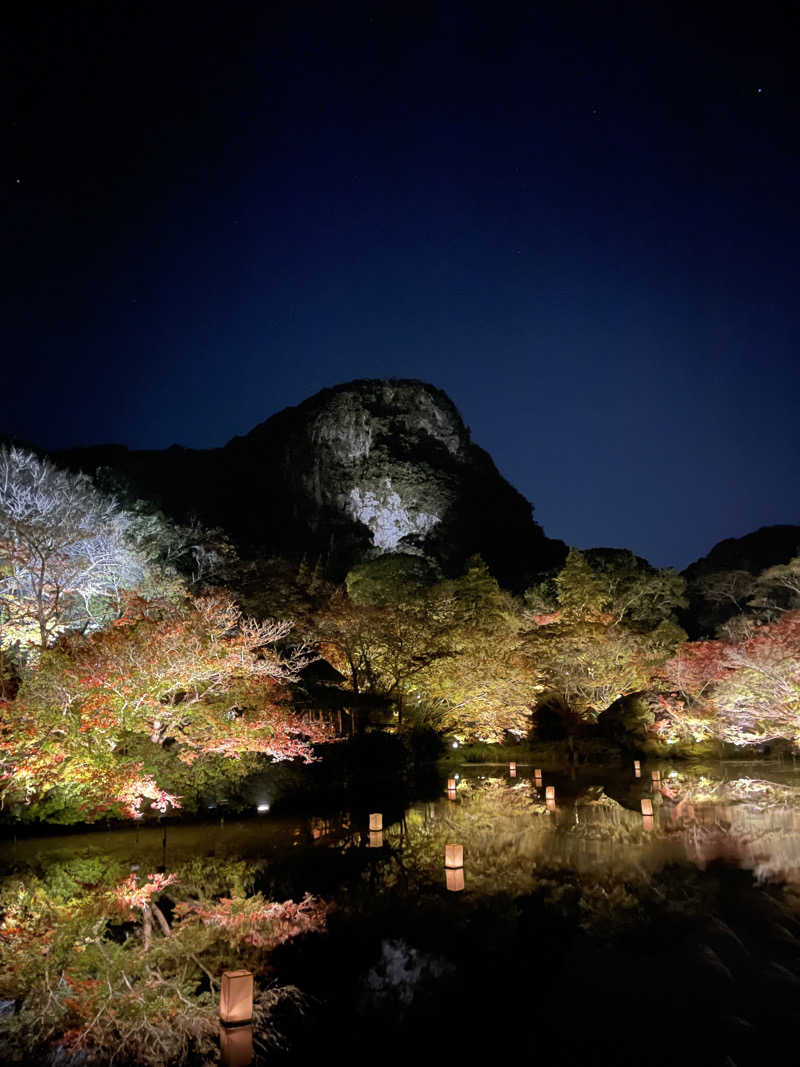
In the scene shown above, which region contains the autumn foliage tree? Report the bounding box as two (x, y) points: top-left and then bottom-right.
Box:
(0, 855), (327, 1064)
(523, 549), (685, 727)
(660, 610), (800, 747)
(0, 592), (332, 820)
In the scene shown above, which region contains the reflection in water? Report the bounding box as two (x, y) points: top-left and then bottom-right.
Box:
(445, 867), (465, 892)
(219, 1024), (254, 1067)
(6, 765), (800, 1067)
(6, 767), (800, 906)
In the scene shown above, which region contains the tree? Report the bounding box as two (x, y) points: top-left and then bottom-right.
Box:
(750, 557), (800, 619)
(0, 592), (332, 820)
(523, 549), (685, 726)
(315, 586), (455, 707)
(0, 854), (327, 1064)
(583, 549), (686, 627)
(659, 611), (800, 747)
(0, 447), (141, 652)
(417, 558), (541, 741)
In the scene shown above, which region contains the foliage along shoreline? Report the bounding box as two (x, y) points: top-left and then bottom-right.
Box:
(1, 444), (799, 827)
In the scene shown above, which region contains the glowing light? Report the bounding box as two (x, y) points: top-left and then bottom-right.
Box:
(452, 741), (459, 749)
(220, 969), (254, 1025)
(257, 803), (270, 813)
(445, 844), (464, 869)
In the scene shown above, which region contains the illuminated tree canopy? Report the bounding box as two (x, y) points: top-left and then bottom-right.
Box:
(0, 592), (332, 820)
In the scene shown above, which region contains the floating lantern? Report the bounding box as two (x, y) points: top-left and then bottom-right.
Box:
(220, 970), (254, 1026)
(445, 844), (464, 869)
(633, 760), (641, 778)
(369, 813), (383, 831)
(446, 867), (465, 892)
(545, 785), (555, 800)
(642, 814), (654, 832)
(368, 830), (383, 848)
(447, 778), (457, 790)
(641, 798), (653, 816)
(220, 1023), (254, 1067)
(509, 762), (517, 777)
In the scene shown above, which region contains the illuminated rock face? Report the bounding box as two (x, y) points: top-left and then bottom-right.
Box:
(346, 485), (440, 551)
(55, 379), (566, 587)
(287, 381), (465, 557)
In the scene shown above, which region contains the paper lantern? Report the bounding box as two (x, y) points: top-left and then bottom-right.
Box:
(641, 798), (653, 816)
(509, 762), (517, 777)
(368, 830), (383, 848)
(447, 778), (457, 790)
(369, 813), (383, 831)
(220, 970), (253, 1026)
(445, 844), (464, 869)
(534, 769), (543, 779)
(545, 786), (555, 800)
(446, 867), (465, 892)
(633, 760), (641, 773)
(219, 1023), (254, 1067)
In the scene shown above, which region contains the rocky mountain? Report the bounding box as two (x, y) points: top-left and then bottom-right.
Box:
(683, 525), (800, 582)
(55, 379), (566, 588)
(682, 524), (800, 636)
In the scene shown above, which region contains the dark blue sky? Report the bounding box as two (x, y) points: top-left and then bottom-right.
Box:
(4, 0), (799, 569)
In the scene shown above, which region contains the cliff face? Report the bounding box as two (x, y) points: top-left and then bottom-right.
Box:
(56, 379), (565, 587)
(682, 524), (800, 636)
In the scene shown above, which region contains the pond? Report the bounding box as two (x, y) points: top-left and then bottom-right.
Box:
(3, 760), (800, 1065)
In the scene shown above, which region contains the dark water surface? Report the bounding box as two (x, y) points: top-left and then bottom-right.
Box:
(4, 760), (800, 1065)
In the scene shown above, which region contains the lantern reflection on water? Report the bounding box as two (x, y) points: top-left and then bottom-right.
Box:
(220, 1024), (254, 1067)
(446, 867), (465, 892)
(641, 798), (653, 816)
(369, 830), (383, 848)
(642, 814), (654, 831)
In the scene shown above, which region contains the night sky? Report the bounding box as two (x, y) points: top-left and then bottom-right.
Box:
(5, 1), (799, 569)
